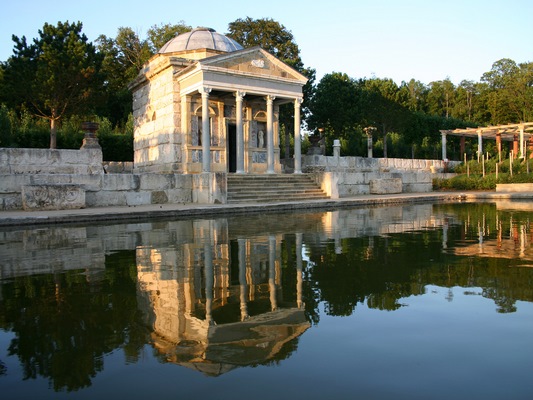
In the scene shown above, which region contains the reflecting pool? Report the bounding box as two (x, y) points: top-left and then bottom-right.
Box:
(1, 202), (533, 399)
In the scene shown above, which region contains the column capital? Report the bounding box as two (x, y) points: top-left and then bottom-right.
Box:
(200, 86), (211, 96)
(294, 97), (303, 107)
(235, 90), (246, 100)
(265, 95), (276, 104)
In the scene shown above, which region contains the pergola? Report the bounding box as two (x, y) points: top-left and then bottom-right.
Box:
(440, 122), (533, 161)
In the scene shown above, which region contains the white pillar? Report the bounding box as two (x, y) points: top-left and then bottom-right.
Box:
(441, 132), (447, 161)
(519, 124), (525, 158)
(294, 97), (303, 174)
(477, 129), (483, 160)
(235, 91), (246, 173)
(367, 133), (373, 158)
(201, 87), (211, 172)
(266, 95), (276, 174)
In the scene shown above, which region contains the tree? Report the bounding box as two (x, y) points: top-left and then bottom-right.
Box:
(2, 21), (103, 148)
(96, 22), (191, 126)
(227, 17), (310, 159)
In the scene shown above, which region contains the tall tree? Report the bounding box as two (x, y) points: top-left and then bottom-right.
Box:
(227, 17), (310, 159)
(2, 21), (103, 148)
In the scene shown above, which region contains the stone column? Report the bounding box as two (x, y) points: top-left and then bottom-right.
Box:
(201, 87), (211, 172)
(181, 95), (191, 172)
(235, 91), (246, 173)
(519, 124), (525, 158)
(477, 129), (483, 160)
(441, 131), (447, 161)
(496, 130), (502, 161)
(294, 98), (303, 174)
(266, 95), (276, 174)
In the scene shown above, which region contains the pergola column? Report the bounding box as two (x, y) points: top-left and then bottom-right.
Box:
(266, 95), (276, 174)
(441, 131), (447, 160)
(294, 97), (303, 174)
(477, 129), (483, 160)
(496, 130), (502, 160)
(235, 91), (246, 173)
(519, 124), (525, 158)
(201, 87), (211, 172)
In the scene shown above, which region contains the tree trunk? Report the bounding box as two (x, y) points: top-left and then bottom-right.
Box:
(50, 118), (57, 149)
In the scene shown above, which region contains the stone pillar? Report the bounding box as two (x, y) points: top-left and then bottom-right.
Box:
(266, 95), (276, 174)
(238, 238), (249, 321)
(496, 130), (502, 161)
(296, 233), (303, 309)
(519, 124), (525, 158)
(477, 129), (483, 159)
(235, 91), (246, 173)
(181, 95), (191, 171)
(294, 97), (303, 174)
(201, 87), (211, 172)
(333, 139), (341, 158)
(441, 132), (447, 161)
(460, 136), (466, 158)
(268, 235), (277, 311)
(513, 134), (519, 156)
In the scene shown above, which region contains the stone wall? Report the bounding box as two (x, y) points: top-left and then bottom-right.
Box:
(0, 147), (224, 211)
(302, 155), (458, 198)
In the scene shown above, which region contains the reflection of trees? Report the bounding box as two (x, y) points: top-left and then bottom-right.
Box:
(0, 251), (150, 392)
(305, 211), (533, 316)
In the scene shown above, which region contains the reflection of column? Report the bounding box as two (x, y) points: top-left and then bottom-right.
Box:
(294, 98), (303, 174)
(266, 95), (276, 173)
(236, 91), (246, 173)
(238, 239), (249, 321)
(296, 233), (303, 309)
(201, 87), (212, 172)
(442, 220), (448, 249)
(269, 235), (277, 310)
(204, 236), (214, 325)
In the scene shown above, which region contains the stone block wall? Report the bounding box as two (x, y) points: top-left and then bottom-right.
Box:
(304, 155), (452, 198)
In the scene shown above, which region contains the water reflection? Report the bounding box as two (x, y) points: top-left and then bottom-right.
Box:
(1, 202), (533, 394)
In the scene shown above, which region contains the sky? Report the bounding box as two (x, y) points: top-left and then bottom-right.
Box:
(1, 0), (531, 86)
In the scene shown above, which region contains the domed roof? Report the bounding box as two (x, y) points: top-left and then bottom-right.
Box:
(158, 27), (243, 54)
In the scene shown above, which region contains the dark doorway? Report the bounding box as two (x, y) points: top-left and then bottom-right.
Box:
(228, 123), (237, 173)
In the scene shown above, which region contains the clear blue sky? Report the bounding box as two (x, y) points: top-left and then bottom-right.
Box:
(1, 0), (531, 85)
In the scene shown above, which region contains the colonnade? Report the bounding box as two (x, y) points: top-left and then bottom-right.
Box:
(200, 86), (303, 174)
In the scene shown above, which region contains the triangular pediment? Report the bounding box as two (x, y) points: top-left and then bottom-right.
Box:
(199, 47), (307, 83)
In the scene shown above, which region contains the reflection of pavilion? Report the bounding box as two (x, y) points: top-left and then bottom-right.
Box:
(136, 220), (309, 376)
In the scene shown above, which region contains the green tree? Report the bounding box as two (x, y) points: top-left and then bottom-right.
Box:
(227, 17), (313, 159)
(2, 21), (104, 148)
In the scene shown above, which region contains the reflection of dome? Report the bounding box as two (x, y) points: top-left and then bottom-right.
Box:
(158, 27), (243, 54)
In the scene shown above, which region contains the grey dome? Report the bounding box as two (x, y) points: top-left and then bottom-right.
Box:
(158, 27), (243, 54)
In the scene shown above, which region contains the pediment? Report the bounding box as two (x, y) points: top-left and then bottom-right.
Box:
(199, 47), (307, 83)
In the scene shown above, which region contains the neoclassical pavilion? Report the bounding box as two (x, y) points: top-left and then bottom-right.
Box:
(128, 27), (308, 174)
(440, 122), (533, 160)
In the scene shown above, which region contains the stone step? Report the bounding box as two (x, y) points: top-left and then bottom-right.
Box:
(226, 173), (329, 204)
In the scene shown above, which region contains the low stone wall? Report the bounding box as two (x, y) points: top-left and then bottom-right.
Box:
(0, 147), (104, 175)
(496, 183), (533, 192)
(0, 172), (229, 211)
(303, 155), (444, 198)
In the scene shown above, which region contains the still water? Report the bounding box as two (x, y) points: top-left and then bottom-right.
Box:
(1, 202), (532, 399)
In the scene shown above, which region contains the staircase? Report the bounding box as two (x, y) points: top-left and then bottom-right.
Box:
(227, 174), (330, 204)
